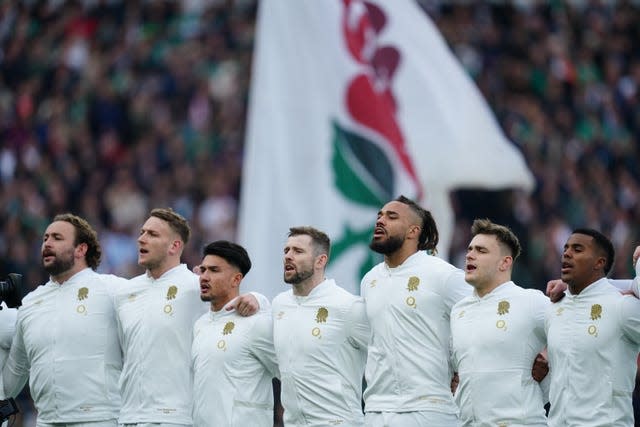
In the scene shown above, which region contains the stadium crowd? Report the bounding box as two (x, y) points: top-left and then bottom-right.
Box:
(1, 0), (640, 425)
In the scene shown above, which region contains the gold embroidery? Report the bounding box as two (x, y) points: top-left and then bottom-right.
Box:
(407, 276), (420, 291)
(166, 285), (178, 300)
(406, 296), (416, 308)
(496, 319), (506, 330)
(223, 321), (235, 335)
(312, 327), (321, 338)
(164, 304), (172, 314)
(316, 307), (328, 323)
(370, 280), (377, 288)
(217, 340), (226, 351)
(590, 304), (602, 320)
(497, 300), (510, 315)
(588, 325), (598, 337)
(78, 287), (89, 301)
(76, 305), (86, 314)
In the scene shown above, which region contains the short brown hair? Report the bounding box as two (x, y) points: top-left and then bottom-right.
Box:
(149, 208), (191, 244)
(53, 213), (102, 270)
(471, 219), (521, 260)
(288, 226), (331, 259)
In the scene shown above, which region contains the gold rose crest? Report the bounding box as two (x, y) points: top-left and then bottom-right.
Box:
(497, 300), (510, 315)
(222, 321), (235, 335)
(166, 285), (178, 300)
(78, 287), (89, 301)
(316, 307), (328, 323)
(407, 276), (420, 292)
(590, 304), (602, 320)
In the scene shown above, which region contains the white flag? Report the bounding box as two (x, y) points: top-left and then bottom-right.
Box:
(238, 0), (534, 299)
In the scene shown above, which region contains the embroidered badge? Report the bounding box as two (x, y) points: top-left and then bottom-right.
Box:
(457, 310), (465, 318)
(76, 287), (89, 314)
(369, 279), (377, 288)
(407, 276), (420, 291)
(128, 293), (137, 302)
(78, 287), (89, 300)
(223, 321), (235, 335)
(590, 304), (602, 320)
(496, 319), (506, 330)
(316, 307), (328, 323)
(556, 307), (564, 316)
(588, 325), (598, 337)
(166, 285), (178, 300)
(276, 311), (285, 320)
(406, 296), (416, 308)
(217, 339), (227, 351)
(311, 327), (321, 338)
(497, 300), (510, 315)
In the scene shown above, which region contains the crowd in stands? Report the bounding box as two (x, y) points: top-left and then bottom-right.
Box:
(0, 0), (639, 424)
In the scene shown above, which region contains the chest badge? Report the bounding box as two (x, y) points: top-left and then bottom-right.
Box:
(407, 276), (420, 291)
(77, 287), (89, 314)
(315, 307), (328, 323)
(167, 285), (178, 300)
(497, 300), (510, 315)
(590, 304), (602, 320)
(223, 321), (235, 335)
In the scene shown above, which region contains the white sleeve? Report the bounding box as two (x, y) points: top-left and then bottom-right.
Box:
(2, 312), (29, 398)
(347, 298), (370, 350)
(631, 259), (640, 298)
(0, 304), (17, 351)
(250, 314), (280, 378)
(442, 270), (472, 314)
(249, 292), (271, 313)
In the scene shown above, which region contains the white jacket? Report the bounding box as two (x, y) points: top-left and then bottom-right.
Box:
(273, 279), (369, 427)
(451, 281), (549, 426)
(546, 278), (640, 426)
(192, 304), (278, 427)
(3, 268), (123, 423)
(0, 302), (17, 399)
(115, 264), (207, 425)
(360, 251), (470, 414)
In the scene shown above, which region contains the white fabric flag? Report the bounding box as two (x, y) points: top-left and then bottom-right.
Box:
(238, 0), (535, 299)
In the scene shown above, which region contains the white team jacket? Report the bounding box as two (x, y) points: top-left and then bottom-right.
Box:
(192, 305), (278, 427)
(115, 264), (207, 425)
(3, 268), (123, 423)
(273, 279), (369, 427)
(360, 251), (470, 414)
(546, 278), (640, 426)
(0, 302), (17, 398)
(451, 281), (549, 426)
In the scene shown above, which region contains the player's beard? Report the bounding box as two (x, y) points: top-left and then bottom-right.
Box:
(43, 248), (75, 277)
(284, 266), (314, 285)
(369, 234), (404, 255)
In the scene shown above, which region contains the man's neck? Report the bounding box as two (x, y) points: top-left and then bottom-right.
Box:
(211, 294), (238, 312)
(148, 261), (180, 280)
(384, 247), (418, 269)
(292, 275), (325, 297)
(52, 265), (87, 284)
(568, 275), (604, 295)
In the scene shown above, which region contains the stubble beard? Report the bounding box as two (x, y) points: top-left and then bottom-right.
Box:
(284, 268), (314, 285)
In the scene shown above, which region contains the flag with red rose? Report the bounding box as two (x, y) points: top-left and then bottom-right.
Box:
(238, 0), (534, 298)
